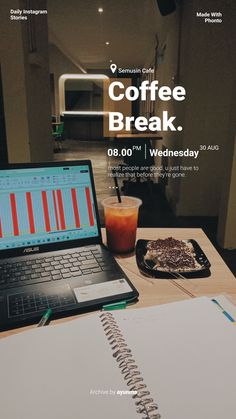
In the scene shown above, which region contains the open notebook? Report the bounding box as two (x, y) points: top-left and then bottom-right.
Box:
(1, 296), (236, 419)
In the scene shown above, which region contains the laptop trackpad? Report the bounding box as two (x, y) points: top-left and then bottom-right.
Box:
(7, 284), (76, 318)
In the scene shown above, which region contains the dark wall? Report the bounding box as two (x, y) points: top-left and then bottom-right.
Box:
(62, 116), (104, 140)
(0, 66), (8, 163)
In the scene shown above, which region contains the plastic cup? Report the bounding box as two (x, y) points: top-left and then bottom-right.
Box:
(102, 196), (142, 253)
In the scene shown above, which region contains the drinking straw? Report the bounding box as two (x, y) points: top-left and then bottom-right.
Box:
(112, 170), (122, 203)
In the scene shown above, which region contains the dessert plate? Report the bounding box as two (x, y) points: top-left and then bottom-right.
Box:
(136, 239), (211, 279)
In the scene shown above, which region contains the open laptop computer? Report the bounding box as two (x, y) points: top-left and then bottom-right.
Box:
(0, 160), (139, 331)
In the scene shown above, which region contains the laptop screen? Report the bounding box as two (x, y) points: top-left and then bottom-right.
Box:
(0, 164), (99, 250)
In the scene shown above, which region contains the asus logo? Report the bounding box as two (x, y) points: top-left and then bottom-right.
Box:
(23, 247), (39, 253)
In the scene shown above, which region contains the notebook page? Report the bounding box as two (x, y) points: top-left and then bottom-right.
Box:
(0, 315), (137, 419)
(113, 297), (236, 419)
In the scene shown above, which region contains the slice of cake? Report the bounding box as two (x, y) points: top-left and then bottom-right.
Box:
(144, 237), (202, 272)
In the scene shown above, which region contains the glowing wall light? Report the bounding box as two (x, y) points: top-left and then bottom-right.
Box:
(59, 74), (109, 116)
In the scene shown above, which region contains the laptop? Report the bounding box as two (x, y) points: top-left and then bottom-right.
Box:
(0, 160), (139, 331)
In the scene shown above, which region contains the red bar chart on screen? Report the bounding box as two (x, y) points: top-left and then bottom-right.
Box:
(85, 187), (94, 226)
(26, 192), (35, 234)
(41, 191), (51, 232)
(56, 189), (66, 230)
(0, 185), (95, 239)
(52, 190), (60, 231)
(10, 193), (19, 236)
(71, 188), (81, 228)
(0, 165), (99, 251)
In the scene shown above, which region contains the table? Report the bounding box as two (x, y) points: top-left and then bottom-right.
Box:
(114, 228), (236, 306)
(1, 228), (235, 339)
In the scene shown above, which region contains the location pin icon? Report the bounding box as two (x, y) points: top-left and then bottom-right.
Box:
(110, 63), (117, 74)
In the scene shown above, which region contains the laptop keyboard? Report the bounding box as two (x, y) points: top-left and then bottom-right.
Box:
(0, 247), (113, 290)
(8, 289), (76, 317)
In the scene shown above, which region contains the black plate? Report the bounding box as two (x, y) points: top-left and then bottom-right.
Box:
(136, 239), (211, 279)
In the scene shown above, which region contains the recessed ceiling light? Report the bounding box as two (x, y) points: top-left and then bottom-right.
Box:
(105, 41), (110, 45)
(109, 59), (113, 63)
(98, 7), (103, 13)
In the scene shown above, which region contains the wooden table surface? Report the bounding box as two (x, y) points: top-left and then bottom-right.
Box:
(115, 228), (236, 306)
(1, 228), (235, 339)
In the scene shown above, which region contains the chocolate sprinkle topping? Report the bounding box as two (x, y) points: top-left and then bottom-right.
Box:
(145, 237), (200, 272)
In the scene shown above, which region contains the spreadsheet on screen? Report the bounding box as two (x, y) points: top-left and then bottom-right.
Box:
(0, 165), (99, 250)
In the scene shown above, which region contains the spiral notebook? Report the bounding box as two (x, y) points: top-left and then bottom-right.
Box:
(1, 296), (236, 419)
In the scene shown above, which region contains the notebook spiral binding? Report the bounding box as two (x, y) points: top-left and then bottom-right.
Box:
(100, 312), (161, 419)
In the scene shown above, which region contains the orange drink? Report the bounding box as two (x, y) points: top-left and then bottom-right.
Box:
(102, 196), (142, 253)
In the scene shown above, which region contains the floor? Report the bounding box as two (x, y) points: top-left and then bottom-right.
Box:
(54, 139), (236, 276)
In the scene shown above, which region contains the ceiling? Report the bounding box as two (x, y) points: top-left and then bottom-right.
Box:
(47, 0), (161, 70)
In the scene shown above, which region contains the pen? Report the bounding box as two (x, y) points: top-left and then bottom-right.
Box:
(37, 308), (52, 327)
(102, 301), (127, 311)
(102, 296), (138, 311)
(211, 299), (235, 322)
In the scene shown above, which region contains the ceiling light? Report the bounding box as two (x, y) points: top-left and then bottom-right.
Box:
(109, 59), (113, 63)
(105, 41), (110, 45)
(98, 7), (103, 13)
